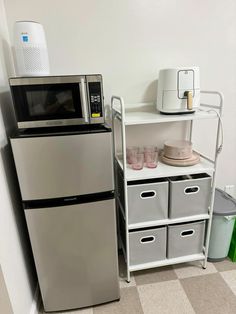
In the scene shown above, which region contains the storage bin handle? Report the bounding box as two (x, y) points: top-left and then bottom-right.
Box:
(184, 186), (200, 195)
(180, 229), (195, 237)
(140, 190), (157, 199)
(140, 235), (155, 244)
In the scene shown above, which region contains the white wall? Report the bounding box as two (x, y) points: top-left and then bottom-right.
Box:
(4, 0), (236, 190)
(0, 1), (37, 313)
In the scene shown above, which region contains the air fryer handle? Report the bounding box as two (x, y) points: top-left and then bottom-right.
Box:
(184, 91), (193, 110)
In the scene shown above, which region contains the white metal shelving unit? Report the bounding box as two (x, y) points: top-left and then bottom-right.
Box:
(112, 91), (223, 282)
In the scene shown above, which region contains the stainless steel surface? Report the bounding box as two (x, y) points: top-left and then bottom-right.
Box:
(11, 132), (114, 200)
(81, 77), (89, 123)
(9, 74), (102, 85)
(86, 75), (102, 83)
(25, 199), (119, 312)
(9, 75), (86, 86)
(17, 118), (87, 129)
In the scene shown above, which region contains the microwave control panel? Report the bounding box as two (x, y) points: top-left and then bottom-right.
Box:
(88, 82), (103, 118)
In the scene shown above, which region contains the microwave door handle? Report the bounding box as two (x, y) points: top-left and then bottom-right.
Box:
(81, 78), (89, 123)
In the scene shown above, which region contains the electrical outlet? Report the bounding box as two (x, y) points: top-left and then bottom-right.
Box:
(224, 185), (235, 197)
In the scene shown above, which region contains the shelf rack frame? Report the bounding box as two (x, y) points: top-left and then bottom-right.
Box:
(112, 91), (223, 282)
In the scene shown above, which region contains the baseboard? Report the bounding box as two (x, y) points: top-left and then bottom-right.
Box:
(30, 284), (40, 314)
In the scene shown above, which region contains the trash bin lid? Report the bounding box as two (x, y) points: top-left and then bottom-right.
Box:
(214, 188), (236, 216)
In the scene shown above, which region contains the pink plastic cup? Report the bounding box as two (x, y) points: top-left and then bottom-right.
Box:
(127, 146), (140, 164)
(131, 153), (144, 170)
(146, 152), (158, 168)
(144, 146), (158, 162)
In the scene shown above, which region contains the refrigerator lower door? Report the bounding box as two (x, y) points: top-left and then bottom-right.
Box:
(11, 131), (113, 200)
(25, 199), (119, 312)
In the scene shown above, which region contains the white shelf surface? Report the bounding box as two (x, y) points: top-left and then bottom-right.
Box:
(116, 156), (214, 181)
(113, 102), (218, 125)
(117, 196), (210, 229)
(129, 253), (205, 272)
(128, 214), (210, 230)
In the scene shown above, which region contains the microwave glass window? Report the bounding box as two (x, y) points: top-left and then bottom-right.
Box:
(10, 82), (83, 121)
(26, 89), (75, 116)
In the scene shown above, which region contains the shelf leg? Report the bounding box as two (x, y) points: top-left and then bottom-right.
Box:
(202, 258), (207, 269)
(126, 266), (131, 283)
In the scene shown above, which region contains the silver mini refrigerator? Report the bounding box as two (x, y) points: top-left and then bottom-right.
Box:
(10, 126), (120, 312)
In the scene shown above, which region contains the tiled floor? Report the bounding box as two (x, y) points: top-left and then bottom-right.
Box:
(41, 255), (236, 314)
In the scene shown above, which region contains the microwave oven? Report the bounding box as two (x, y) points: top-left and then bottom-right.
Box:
(9, 74), (105, 129)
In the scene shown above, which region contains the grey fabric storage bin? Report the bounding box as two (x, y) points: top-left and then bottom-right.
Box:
(167, 220), (205, 258)
(127, 180), (168, 224)
(169, 173), (211, 219)
(129, 227), (167, 265)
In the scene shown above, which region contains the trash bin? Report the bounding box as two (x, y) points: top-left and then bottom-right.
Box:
(208, 188), (236, 262)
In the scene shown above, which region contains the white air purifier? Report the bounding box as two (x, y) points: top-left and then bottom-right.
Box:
(14, 21), (50, 76)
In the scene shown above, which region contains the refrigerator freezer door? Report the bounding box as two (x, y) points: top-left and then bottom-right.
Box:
(25, 199), (119, 312)
(11, 131), (114, 200)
